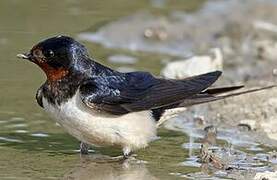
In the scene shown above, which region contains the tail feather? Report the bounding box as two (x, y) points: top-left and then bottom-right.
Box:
(155, 85), (276, 127)
(203, 85), (244, 95)
(180, 85), (276, 107)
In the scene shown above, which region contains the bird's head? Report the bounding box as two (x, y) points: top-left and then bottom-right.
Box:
(17, 35), (89, 81)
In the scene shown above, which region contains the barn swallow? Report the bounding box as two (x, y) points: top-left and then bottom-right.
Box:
(17, 35), (275, 158)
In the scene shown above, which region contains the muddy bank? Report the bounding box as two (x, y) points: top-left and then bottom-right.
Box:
(165, 87), (277, 144)
(163, 88), (277, 179)
(77, 0), (276, 57)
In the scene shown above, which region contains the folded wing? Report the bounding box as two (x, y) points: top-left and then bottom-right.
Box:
(79, 71), (222, 115)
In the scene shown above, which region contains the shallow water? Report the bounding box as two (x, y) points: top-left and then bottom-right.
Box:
(0, 0), (276, 179)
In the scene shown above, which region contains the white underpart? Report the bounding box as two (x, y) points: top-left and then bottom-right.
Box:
(42, 91), (157, 154)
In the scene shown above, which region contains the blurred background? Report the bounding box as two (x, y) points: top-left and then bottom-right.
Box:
(0, 0), (277, 179)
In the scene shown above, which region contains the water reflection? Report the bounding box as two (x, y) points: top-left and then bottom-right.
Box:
(63, 156), (158, 180)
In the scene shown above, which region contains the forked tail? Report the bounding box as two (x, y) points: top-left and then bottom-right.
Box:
(179, 85), (276, 107)
(156, 85), (276, 127)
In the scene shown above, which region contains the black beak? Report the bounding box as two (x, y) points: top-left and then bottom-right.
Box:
(17, 53), (31, 60)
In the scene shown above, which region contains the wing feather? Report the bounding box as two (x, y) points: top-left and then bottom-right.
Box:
(79, 71), (222, 115)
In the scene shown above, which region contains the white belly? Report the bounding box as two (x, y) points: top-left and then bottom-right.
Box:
(42, 92), (157, 151)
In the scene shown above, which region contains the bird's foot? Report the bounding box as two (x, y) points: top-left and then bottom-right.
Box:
(123, 153), (133, 160)
(123, 147), (133, 159)
(78, 145), (136, 163)
(121, 147), (138, 163)
(80, 142), (90, 155)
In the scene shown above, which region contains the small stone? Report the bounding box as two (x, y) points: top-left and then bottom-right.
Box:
(254, 171), (277, 180)
(202, 125), (217, 145)
(194, 116), (204, 127)
(199, 144), (224, 169)
(238, 123), (252, 131)
(144, 28), (154, 38)
(143, 27), (168, 41)
(239, 119), (257, 131)
(272, 69), (277, 76)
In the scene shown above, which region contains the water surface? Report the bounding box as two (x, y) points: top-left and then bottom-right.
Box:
(1, 0), (276, 179)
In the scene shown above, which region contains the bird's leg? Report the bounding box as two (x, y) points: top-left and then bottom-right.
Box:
(123, 147), (133, 159)
(80, 142), (90, 155)
(94, 147), (133, 162)
(79, 145), (134, 162)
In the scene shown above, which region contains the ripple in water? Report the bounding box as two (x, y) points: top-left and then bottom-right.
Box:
(14, 130), (28, 133)
(31, 132), (49, 137)
(0, 137), (23, 143)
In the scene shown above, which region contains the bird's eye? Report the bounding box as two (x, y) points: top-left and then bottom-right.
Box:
(44, 50), (54, 58)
